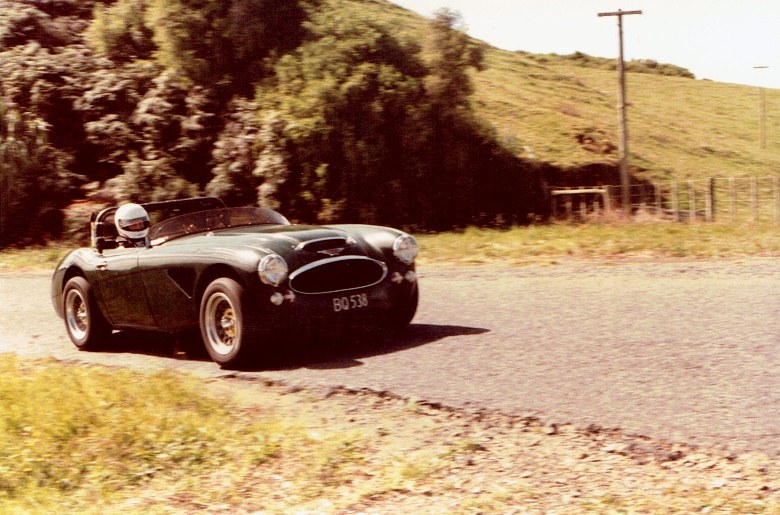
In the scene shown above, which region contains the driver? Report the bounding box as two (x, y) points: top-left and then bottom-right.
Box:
(115, 203), (150, 248)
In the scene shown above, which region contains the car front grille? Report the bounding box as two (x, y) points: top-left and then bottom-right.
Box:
(289, 256), (387, 294)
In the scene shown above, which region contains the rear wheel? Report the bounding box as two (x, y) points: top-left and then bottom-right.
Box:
(199, 278), (261, 368)
(63, 276), (111, 350)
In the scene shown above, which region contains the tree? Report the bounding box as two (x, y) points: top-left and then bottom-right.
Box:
(87, 0), (317, 96)
(86, 0), (155, 62)
(0, 0), (90, 49)
(0, 103), (80, 247)
(206, 98), (265, 206)
(100, 69), (217, 201)
(426, 8), (485, 114)
(249, 5), (429, 224)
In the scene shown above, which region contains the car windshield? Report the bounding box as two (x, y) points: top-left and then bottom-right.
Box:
(148, 207), (290, 245)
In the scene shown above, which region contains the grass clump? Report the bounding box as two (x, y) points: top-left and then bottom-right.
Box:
(0, 355), (235, 508)
(0, 355), (370, 513)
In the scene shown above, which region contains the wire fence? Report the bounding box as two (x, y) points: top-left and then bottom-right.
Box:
(550, 176), (780, 223)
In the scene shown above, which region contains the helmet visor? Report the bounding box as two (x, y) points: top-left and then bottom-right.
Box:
(120, 217), (150, 232)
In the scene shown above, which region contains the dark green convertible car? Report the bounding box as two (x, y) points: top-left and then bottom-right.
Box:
(51, 197), (419, 368)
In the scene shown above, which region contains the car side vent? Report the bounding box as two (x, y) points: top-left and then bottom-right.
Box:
(297, 237), (348, 254)
(289, 256), (387, 294)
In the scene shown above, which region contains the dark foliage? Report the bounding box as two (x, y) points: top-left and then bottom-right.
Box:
(0, 0), (547, 248)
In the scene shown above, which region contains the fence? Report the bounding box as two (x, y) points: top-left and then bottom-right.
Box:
(550, 176), (780, 223)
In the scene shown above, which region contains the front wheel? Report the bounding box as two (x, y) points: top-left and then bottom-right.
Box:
(385, 286), (419, 332)
(62, 276), (111, 350)
(199, 278), (261, 368)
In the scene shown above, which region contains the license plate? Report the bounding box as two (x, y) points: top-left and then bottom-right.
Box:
(332, 294), (369, 312)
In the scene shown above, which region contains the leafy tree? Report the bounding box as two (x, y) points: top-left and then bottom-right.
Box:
(426, 8), (485, 114)
(86, 0), (317, 96)
(0, 0), (90, 48)
(86, 0), (155, 62)
(206, 99), (274, 207)
(249, 5), (429, 224)
(0, 103), (81, 247)
(99, 69), (217, 201)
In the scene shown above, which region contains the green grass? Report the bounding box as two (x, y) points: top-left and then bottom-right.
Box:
(472, 49), (780, 181)
(355, 0), (780, 183)
(1, 223), (777, 273)
(0, 356), (372, 513)
(3, 355), (778, 513)
(416, 222), (780, 266)
(0, 245), (69, 271)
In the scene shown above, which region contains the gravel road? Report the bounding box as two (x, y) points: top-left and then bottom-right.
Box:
(2, 259), (779, 456)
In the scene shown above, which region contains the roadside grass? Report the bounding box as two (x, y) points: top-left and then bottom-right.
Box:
(0, 355), (395, 513)
(2, 355), (779, 513)
(1, 222), (777, 273)
(0, 245), (70, 272)
(416, 221), (780, 266)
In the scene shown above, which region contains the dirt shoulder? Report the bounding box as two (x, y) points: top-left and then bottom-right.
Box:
(200, 376), (780, 514)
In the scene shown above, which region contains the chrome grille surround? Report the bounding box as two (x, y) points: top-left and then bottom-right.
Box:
(296, 237), (348, 254)
(289, 256), (388, 295)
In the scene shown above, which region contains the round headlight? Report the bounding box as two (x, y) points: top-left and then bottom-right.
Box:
(393, 234), (419, 265)
(258, 254), (288, 287)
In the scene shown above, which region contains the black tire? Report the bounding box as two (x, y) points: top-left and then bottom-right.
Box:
(62, 276), (112, 350)
(386, 285), (419, 332)
(199, 278), (261, 368)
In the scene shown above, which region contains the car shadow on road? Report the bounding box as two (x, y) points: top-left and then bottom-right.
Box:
(267, 324), (490, 371)
(97, 324), (489, 370)
(99, 330), (212, 361)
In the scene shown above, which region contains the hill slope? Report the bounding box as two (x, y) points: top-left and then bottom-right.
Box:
(372, 0), (780, 184)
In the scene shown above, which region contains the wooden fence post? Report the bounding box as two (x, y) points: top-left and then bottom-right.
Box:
(705, 178), (715, 222)
(774, 177), (780, 224)
(751, 177), (759, 222)
(729, 177), (737, 223)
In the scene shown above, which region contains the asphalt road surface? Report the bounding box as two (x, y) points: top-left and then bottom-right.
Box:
(2, 259), (779, 456)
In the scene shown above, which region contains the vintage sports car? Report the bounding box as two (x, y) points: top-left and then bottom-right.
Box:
(51, 197), (419, 367)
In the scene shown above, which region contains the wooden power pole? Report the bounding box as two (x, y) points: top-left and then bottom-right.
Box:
(754, 66), (769, 150)
(598, 9), (642, 217)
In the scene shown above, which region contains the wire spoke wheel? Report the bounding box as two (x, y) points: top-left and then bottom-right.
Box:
(62, 276), (111, 350)
(65, 289), (89, 341)
(204, 293), (240, 356)
(199, 278), (260, 368)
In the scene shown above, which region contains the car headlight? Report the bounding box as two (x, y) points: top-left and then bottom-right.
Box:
(393, 234), (419, 265)
(258, 254), (288, 287)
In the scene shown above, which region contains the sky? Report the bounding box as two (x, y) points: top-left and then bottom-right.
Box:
(391, 0), (780, 89)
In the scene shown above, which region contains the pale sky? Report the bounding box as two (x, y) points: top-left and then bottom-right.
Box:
(392, 0), (780, 89)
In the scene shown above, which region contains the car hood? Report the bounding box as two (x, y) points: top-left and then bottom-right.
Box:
(157, 224), (393, 263)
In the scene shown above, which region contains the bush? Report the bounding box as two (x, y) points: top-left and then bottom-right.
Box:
(0, 104), (80, 248)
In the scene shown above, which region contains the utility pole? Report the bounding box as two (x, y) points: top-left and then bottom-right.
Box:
(598, 9), (642, 217)
(754, 66), (769, 150)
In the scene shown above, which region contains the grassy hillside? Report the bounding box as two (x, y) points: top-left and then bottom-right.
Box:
(370, 0), (780, 184)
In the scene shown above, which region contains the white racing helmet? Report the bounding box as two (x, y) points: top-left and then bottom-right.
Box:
(115, 203), (150, 242)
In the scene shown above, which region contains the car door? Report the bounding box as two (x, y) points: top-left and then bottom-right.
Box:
(93, 247), (157, 329)
(136, 247), (200, 333)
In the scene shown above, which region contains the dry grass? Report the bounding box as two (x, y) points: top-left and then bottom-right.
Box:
(2, 221), (778, 273)
(416, 221), (780, 266)
(2, 356), (779, 513)
(356, 0), (780, 183)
